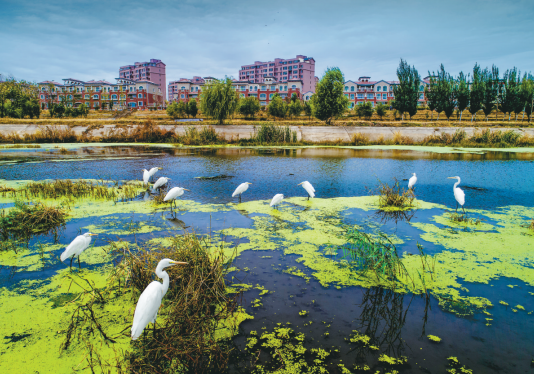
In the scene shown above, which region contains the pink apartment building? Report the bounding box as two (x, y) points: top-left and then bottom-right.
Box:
(119, 59), (166, 101)
(239, 55), (316, 94)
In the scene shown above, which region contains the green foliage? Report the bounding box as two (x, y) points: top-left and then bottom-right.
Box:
(519, 74), (534, 122)
(267, 93), (288, 119)
(0, 77), (41, 119)
(253, 123), (296, 144)
(186, 99), (198, 118)
(375, 103), (388, 119)
(200, 78), (239, 125)
(499, 67), (521, 120)
(0, 201), (67, 246)
(424, 80), (439, 120)
(377, 178), (415, 209)
(303, 101), (313, 119)
(469, 63), (485, 120)
(311, 67), (349, 125)
(481, 65), (500, 120)
(288, 99), (303, 118)
(455, 72), (470, 121)
(181, 126), (223, 145)
(356, 101), (375, 119)
(392, 59), (421, 119)
(436, 64), (457, 120)
(166, 101), (187, 119)
(239, 96), (261, 119)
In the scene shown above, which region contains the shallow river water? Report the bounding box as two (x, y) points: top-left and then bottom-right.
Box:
(1, 145), (534, 373)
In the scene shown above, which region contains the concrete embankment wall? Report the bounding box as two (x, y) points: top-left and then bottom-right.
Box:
(1, 124), (534, 142)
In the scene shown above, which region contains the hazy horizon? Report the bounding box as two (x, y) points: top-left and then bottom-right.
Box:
(1, 0), (533, 84)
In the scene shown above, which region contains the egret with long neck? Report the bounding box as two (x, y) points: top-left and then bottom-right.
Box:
(131, 258), (188, 340)
(448, 176), (466, 214)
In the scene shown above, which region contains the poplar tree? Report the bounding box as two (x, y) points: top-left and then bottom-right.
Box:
(434, 64), (456, 120)
(499, 67), (521, 121)
(392, 59), (421, 120)
(311, 67), (349, 125)
(469, 63), (484, 121)
(519, 74), (534, 122)
(481, 65), (500, 121)
(455, 72), (470, 122)
(424, 76), (439, 121)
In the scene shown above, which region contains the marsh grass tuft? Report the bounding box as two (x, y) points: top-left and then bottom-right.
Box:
(447, 212), (481, 225)
(251, 123), (297, 144)
(0, 201), (67, 247)
(61, 233), (241, 374)
(377, 178), (415, 209)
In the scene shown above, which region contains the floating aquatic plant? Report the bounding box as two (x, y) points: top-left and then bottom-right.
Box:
(427, 335), (442, 343)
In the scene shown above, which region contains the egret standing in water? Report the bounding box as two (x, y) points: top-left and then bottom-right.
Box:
(164, 187), (190, 213)
(232, 182), (252, 203)
(60, 233), (97, 270)
(270, 194), (284, 209)
(408, 173), (417, 190)
(153, 177), (170, 192)
(142, 167), (162, 185)
(131, 259), (188, 340)
(448, 176), (465, 213)
(298, 181), (315, 200)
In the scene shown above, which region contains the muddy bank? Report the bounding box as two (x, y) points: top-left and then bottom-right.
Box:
(2, 124), (534, 142)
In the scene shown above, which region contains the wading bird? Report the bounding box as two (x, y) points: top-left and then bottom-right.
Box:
(408, 173), (417, 190)
(142, 167), (162, 185)
(60, 233), (97, 270)
(448, 176), (465, 213)
(298, 181), (315, 200)
(153, 177), (170, 191)
(232, 182), (252, 203)
(131, 259), (188, 340)
(270, 194), (284, 209)
(164, 187), (190, 213)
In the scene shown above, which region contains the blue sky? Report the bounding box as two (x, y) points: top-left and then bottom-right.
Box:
(1, 0), (532, 84)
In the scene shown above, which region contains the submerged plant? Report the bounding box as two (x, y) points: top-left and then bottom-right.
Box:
(377, 178), (415, 210)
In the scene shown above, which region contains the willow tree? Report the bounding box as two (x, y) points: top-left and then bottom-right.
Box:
(392, 59), (421, 120)
(200, 78), (239, 125)
(499, 67), (521, 121)
(311, 67), (349, 125)
(481, 65), (500, 121)
(469, 63), (484, 121)
(455, 72), (470, 122)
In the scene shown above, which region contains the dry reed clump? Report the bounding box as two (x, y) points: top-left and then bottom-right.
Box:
(61, 234), (241, 374)
(179, 126), (225, 145)
(377, 178), (415, 209)
(0, 201), (67, 248)
(351, 133), (370, 145)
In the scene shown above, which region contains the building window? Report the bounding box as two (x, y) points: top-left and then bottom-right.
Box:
(305, 96), (309, 100)
(271, 85), (275, 90)
(351, 86), (354, 92)
(260, 93), (266, 99)
(40, 95), (44, 99)
(93, 94), (98, 99)
(345, 86), (348, 91)
(138, 93), (143, 98)
(85, 102), (90, 106)
(94, 102), (99, 108)
(139, 86), (144, 90)
(261, 86), (266, 90)
(420, 85), (424, 92)
(284, 86), (287, 91)
(357, 94), (364, 99)
(377, 86), (381, 92)
(181, 86), (185, 91)
(350, 94), (354, 99)
(419, 94), (424, 100)
(367, 94), (374, 99)
(291, 85), (296, 89)
(139, 101), (143, 106)
(181, 94), (184, 98)
(112, 94), (117, 100)
(383, 86), (388, 91)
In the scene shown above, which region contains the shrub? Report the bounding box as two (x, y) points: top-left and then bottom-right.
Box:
(238, 97), (261, 119)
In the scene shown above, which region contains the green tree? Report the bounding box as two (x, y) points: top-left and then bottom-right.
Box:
(424, 76), (439, 121)
(469, 63), (484, 121)
(200, 78), (239, 125)
(267, 93), (288, 120)
(392, 59), (421, 120)
(481, 65), (500, 121)
(375, 103), (388, 120)
(288, 99), (303, 118)
(187, 99), (198, 118)
(455, 71), (470, 122)
(311, 67), (349, 125)
(238, 96), (261, 119)
(166, 101), (178, 119)
(519, 74), (534, 122)
(356, 101), (374, 120)
(499, 67), (521, 121)
(177, 101), (188, 118)
(0, 77), (40, 119)
(434, 65), (456, 120)
(303, 101), (313, 120)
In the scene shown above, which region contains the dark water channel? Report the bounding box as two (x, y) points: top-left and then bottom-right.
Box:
(1, 145), (534, 373)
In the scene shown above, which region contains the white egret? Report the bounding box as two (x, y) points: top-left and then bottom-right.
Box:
(142, 169), (150, 185)
(270, 194), (284, 209)
(408, 173), (417, 190)
(164, 187), (190, 212)
(298, 181), (315, 200)
(153, 177), (170, 191)
(131, 259), (188, 340)
(232, 182), (252, 203)
(60, 233), (97, 270)
(448, 176), (466, 213)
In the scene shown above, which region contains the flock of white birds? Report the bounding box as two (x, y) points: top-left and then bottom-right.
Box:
(58, 167), (466, 339)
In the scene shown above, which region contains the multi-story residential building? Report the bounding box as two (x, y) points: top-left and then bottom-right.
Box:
(342, 76), (429, 109)
(119, 59), (166, 100)
(167, 76), (304, 106)
(38, 78), (163, 110)
(238, 55), (316, 94)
